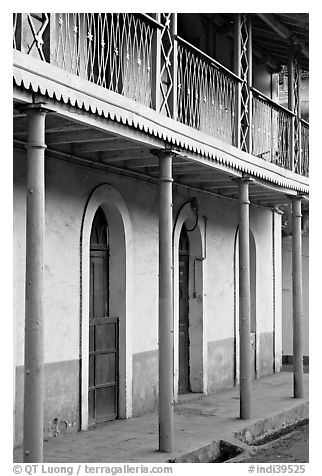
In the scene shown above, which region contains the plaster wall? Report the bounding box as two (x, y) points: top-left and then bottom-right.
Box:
(250, 207), (274, 335)
(235, 206), (277, 380)
(274, 211), (283, 372)
(13, 149), (160, 444)
(282, 233), (309, 358)
(14, 150), (159, 363)
(14, 148), (281, 444)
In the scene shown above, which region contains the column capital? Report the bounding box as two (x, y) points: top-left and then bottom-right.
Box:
(24, 105), (48, 151)
(234, 177), (254, 205)
(273, 206), (284, 216)
(232, 175), (255, 184)
(288, 194), (307, 204)
(150, 148), (178, 159)
(290, 195), (304, 218)
(18, 102), (49, 116)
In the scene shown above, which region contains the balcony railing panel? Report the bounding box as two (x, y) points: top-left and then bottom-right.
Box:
(13, 14), (309, 178)
(177, 37), (239, 147)
(252, 89), (293, 171)
(55, 13), (156, 107)
(14, 13), (156, 108)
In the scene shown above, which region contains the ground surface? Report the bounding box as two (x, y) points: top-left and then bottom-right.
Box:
(13, 371), (309, 463)
(242, 424), (309, 463)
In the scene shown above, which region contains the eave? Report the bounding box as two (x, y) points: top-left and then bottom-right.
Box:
(13, 50), (309, 204)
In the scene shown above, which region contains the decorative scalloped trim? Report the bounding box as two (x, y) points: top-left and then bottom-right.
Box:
(13, 69), (309, 194)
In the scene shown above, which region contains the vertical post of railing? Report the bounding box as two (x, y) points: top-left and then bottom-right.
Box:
(49, 13), (57, 65)
(233, 14), (241, 149)
(297, 66), (302, 174)
(23, 104), (47, 463)
(157, 149), (174, 453)
(170, 13), (178, 120)
(151, 14), (161, 112)
(291, 195), (304, 398)
(234, 14), (252, 153)
(20, 13), (29, 55)
(247, 16), (253, 154)
(13, 13), (22, 50)
(288, 45), (295, 172)
(270, 106), (274, 163)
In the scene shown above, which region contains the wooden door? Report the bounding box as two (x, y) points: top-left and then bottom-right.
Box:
(178, 226), (190, 394)
(88, 207), (118, 425)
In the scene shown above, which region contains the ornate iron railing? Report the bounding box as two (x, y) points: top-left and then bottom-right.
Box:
(13, 14), (309, 177)
(300, 119), (309, 177)
(252, 88), (293, 171)
(176, 37), (240, 146)
(13, 13), (156, 107)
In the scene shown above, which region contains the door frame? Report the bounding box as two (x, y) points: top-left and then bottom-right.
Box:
(173, 202), (206, 399)
(178, 237), (190, 394)
(80, 184), (134, 430)
(88, 209), (119, 424)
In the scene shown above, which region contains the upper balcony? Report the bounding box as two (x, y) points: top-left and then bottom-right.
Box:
(13, 13), (309, 182)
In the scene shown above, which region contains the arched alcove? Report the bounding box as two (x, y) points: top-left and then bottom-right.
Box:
(80, 183), (134, 429)
(173, 201), (206, 398)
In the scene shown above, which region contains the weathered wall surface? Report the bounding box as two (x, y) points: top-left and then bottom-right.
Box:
(282, 233), (309, 358)
(13, 149), (160, 444)
(132, 350), (158, 416)
(13, 148), (281, 445)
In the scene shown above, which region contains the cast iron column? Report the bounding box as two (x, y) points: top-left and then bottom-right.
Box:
(158, 150), (174, 452)
(23, 105), (47, 462)
(291, 196), (304, 398)
(238, 177), (252, 419)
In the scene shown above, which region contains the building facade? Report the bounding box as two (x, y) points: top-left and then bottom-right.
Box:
(13, 13), (309, 457)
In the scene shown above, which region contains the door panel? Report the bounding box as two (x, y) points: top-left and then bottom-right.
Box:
(89, 213), (118, 424)
(88, 390), (95, 421)
(95, 322), (116, 350)
(179, 255), (190, 394)
(90, 251), (108, 320)
(96, 386), (117, 418)
(89, 317), (119, 424)
(95, 353), (116, 384)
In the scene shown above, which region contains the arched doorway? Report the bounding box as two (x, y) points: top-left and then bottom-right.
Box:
(80, 184), (134, 430)
(88, 207), (119, 425)
(178, 224), (190, 393)
(173, 201), (206, 398)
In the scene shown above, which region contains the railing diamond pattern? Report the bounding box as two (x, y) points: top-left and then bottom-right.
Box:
(159, 14), (174, 117)
(239, 14), (251, 152)
(252, 93), (292, 170)
(54, 13), (154, 107)
(292, 59), (301, 174)
(177, 40), (237, 146)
